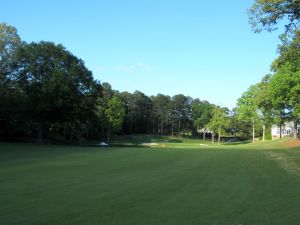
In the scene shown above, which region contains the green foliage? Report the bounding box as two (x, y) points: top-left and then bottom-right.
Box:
(248, 0), (300, 34)
(171, 94), (193, 136)
(0, 22), (21, 59)
(0, 23), (224, 142)
(2, 40), (101, 142)
(192, 99), (214, 133)
(236, 85), (263, 137)
(151, 94), (172, 134)
(105, 96), (125, 133)
(237, 85), (259, 123)
(269, 28), (300, 139)
(268, 71), (291, 112)
(268, 68), (300, 122)
(272, 30), (300, 72)
(238, 16), (300, 139)
(208, 107), (228, 134)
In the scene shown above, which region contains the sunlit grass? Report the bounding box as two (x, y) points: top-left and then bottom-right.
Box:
(0, 140), (300, 225)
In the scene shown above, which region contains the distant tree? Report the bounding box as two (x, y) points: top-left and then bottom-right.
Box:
(248, 1), (300, 139)
(208, 107), (228, 144)
(105, 96), (125, 143)
(171, 94), (192, 138)
(10, 41), (96, 142)
(131, 91), (152, 134)
(248, 0), (300, 34)
(228, 108), (238, 136)
(118, 91), (152, 134)
(0, 23), (21, 60)
(254, 75), (273, 141)
(102, 82), (113, 100)
(267, 71), (292, 138)
(287, 72), (300, 140)
(272, 30), (300, 72)
(192, 99), (214, 140)
(236, 85), (262, 142)
(95, 82), (113, 138)
(268, 68), (300, 139)
(119, 91), (134, 134)
(268, 30), (300, 139)
(289, 71), (300, 139)
(191, 98), (202, 136)
(0, 23), (23, 137)
(152, 94), (171, 135)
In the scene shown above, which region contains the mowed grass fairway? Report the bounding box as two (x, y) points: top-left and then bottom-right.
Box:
(1, 138), (300, 225)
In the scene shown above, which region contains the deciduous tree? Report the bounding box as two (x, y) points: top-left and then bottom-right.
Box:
(192, 99), (214, 140)
(0, 22), (21, 60)
(152, 94), (171, 135)
(10, 41), (96, 142)
(105, 96), (125, 143)
(208, 107), (228, 144)
(171, 94), (192, 138)
(248, 0), (300, 34)
(237, 85), (262, 142)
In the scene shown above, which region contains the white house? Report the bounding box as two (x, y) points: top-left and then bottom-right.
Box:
(271, 121), (300, 140)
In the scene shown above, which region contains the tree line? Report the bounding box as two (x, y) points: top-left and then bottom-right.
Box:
(0, 23), (231, 144)
(1, 0), (299, 143)
(235, 0), (300, 141)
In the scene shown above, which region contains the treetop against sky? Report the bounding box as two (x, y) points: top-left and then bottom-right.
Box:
(1, 0), (284, 108)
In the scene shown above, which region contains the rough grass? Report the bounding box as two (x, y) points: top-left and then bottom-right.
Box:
(1, 139), (300, 225)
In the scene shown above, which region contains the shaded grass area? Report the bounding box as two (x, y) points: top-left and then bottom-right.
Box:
(1, 142), (300, 225)
(108, 134), (289, 149)
(108, 134), (219, 148)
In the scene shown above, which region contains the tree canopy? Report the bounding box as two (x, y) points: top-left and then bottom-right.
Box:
(1, 24), (223, 143)
(0, 22), (21, 60)
(5, 20), (294, 143)
(208, 107), (228, 144)
(248, 0), (300, 34)
(105, 96), (125, 142)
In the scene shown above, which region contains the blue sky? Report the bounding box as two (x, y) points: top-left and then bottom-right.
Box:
(2, 0), (282, 109)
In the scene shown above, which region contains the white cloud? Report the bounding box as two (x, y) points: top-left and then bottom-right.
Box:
(115, 64), (134, 72)
(95, 66), (105, 74)
(115, 62), (153, 73)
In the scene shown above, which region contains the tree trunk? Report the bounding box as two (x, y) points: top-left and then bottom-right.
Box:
(218, 128), (221, 145)
(107, 125), (110, 144)
(70, 122), (75, 142)
(130, 108), (133, 133)
(252, 120), (255, 143)
(212, 132), (215, 143)
(178, 120), (181, 138)
(152, 121), (155, 134)
(279, 111), (283, 139)
(293, 120), (298, 140)
(161, 122), (164, 135)
(101, 126), (105, 138)
(262, 124), (265, 141)
(235, 119), (237, 136)
(171, 122), (174, 136)
(203, 128), (206, 141)
(279, 123), (282, 139)
(37, 123), (43, 144)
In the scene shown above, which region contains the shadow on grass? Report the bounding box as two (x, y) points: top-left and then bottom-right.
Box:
(88, 135), (255, 148)
(165, 139), (182, 143)
(222, 141), (252, 146)
(110, 135), (186, 145)
(85, 143), (150, 148)
(110, 135), (166, 145)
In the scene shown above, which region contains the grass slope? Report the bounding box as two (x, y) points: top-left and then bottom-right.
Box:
(1, 140), (300, 225)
